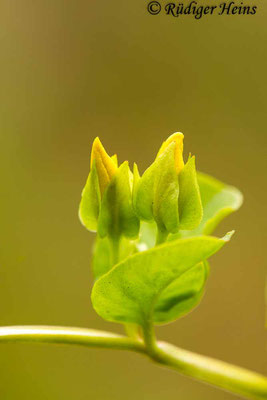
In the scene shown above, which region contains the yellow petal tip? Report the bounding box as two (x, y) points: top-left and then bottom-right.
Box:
(90, 137), (117, 196)
(157, 132), (185, 174)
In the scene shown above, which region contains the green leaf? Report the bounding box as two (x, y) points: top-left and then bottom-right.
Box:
(79, 161), (100, 232)
(91, 233), (233, 326)
(134, 143), (179, 233)
(178, 156), (203, 230)
(170, 172), (243, 239)
(197, 172), (243, 235)
(98, 162), (140, 239)
(154, 261), (209, 324)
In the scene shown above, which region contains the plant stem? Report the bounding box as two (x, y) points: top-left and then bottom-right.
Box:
(141, 320), (267, 400)
(1, 325), (267, 400)
(0, 325), (145, 353)
(155, 341), (267, 400)
(142, 320), (157, 357)
(156, 228), (168, 246)
(109, 236), (120, 266)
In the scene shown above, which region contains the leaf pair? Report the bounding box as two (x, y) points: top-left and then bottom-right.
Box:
(92, 233), (233, 326)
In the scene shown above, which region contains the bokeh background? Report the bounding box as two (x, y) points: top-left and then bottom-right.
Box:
(0, 0), (266, 399)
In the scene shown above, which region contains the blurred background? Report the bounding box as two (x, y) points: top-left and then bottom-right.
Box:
(0, 0), (266, 399)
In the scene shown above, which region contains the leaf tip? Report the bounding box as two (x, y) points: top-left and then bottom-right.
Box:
(222, 230), (235, 242)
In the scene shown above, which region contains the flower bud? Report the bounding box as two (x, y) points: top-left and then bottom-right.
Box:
(79, 137), (139, 240)
(134, 133), (203, 237)
(90, 137), (117, 197)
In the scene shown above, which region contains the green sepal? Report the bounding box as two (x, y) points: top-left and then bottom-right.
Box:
(91, 232), (233, 326)
(134, 142), (179, 234)
(79, 160), (100, 232)
(178, 156), (203, 230)
(98, 161), (140, 239)
(132, 163), (140, 211)
(170, 172), (243, 239)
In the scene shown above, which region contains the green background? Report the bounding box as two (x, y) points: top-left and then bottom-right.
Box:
(0, 0), (266, 399)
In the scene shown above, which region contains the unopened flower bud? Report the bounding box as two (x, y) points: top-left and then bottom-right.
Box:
(90, 137), (117, 197)
(134, 132), (203, 238)
(79, 137), (139, 241)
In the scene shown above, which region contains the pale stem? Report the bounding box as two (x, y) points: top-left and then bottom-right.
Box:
(0, 325), (145, 352)
(109, 236), (120, 265)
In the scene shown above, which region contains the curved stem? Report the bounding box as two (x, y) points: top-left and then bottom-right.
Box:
(0, 325), (145, 353)
(155, 341), (267, 400)
(141, 320), (267, 400)
(109, 236), (120, 266)
(1, 325), (267, 400)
